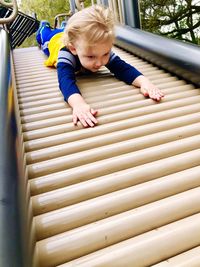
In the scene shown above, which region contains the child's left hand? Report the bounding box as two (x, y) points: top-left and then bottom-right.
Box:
(140, 84), (164, 101)
(133, 75), (164, 101)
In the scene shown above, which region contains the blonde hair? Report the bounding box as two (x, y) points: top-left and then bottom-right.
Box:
(63, 5), (115, 47)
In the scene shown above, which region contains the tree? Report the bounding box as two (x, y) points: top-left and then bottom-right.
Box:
(140, 0), (200, 44)
(19, 0), (95, 47)
(19, 0), (71, 47)
(20, 0), (70, 26)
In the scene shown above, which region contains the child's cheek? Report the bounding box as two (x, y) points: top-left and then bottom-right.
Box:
(104, 56), (110, 65)
(82, 60), (91, 69)
(85, 59), (91, 67)
(81, 59), (88, 68)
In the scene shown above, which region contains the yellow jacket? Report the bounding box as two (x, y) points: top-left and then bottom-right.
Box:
(44, 32), (65, 67)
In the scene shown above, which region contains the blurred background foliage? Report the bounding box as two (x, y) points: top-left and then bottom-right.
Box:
(19, 0), (93, 47)
(140, 0), (200, 44)
(19, 0), (200, 47)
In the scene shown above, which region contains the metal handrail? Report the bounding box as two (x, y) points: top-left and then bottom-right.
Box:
(54, 13), (71, 28)
(0, 27), (22, 267)
(115, 25), (200, 86)
(0, 0), (18, 24)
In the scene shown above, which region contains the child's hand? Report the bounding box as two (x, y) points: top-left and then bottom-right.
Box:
(133, 75), (164, 101)
(72, 103), (98, 127)
(68, 94), (98, 127)
(140, 84), (164, 101)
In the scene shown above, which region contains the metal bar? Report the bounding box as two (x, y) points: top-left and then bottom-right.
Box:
(122, 0), (141, 28)
(0, 28), (22, 267)
(117, 0), (124, 24)
(69, 0), (76, 13)
(115, 25), (200, 87)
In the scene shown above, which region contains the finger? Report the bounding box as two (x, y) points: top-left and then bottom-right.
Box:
(148, 88), (161, 101)
(85, 117), (95, 127)
(73, 114), (78, 125)
(141, 87), (149, 97)
(155, 94), (163, 101)
(159, 91), (165, 97)
(154, 89), (164, 97)
(155, 88), (164, 96)
(82, 113), (96, 127)
(158, 91), (164, 99)
(79, 117), (88, 127)
(153, 90), (164, 101)
(91, 108), (98, 116)
(80, 119), (88, 127)
(150, 93), (161, 101)
(151, 91), (159, 100)
(87, 112), (98, 124)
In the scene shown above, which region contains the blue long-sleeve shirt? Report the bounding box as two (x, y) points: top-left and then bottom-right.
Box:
(57, 47), (142, 101)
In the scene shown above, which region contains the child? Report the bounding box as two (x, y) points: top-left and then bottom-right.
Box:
(36, 5), (164, 128)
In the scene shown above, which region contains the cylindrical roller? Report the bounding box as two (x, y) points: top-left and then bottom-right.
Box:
(30, 148), (200, 195)
(34, 154), (200, 239)
(23, 98), (200, 141)
(57, 213), (200, 267)
(28, 134), (200, 178)
(27, 121), (200, 164)
(31, 164), (200, 217)
(21, 85), (195, 124)
(152, 246), (200, 266)
(25, 111), (200, 152)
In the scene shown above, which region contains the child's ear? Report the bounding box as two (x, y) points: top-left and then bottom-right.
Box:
(68, 43), (77, 55)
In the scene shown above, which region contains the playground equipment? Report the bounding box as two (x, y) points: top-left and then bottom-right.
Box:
(1, 0), (200, 266)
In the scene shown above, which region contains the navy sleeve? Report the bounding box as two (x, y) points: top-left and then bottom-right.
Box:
(57, 48), (81, 101)
(106, 52), (143, 84)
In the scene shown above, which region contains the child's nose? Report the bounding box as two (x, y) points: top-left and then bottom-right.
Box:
(95, 58), (103, 67)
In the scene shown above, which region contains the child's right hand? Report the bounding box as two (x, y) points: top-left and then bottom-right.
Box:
(68, 94), (98, 127)
(72, 103), (98, 127)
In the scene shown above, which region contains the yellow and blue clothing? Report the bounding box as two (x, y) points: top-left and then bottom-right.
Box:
(44, 32), (65, 67)
(36, 23), (64, 56)
(36, 24), (143, 102)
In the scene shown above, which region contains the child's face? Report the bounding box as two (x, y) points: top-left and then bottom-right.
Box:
(69, 38), (113, 72)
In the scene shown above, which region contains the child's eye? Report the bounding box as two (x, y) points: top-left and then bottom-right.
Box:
(104, 53), (109, 57)
(87, 56), (95, 59)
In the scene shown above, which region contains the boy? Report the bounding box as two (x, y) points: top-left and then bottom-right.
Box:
(36, 5), (164, 127)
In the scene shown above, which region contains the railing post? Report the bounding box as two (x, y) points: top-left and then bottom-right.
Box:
(69, 0), (76, 13)
(122, 0), (141, 28)
(101, 0), (109, 6)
